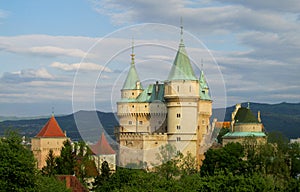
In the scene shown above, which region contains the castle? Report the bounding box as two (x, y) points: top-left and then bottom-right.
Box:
(115, 26), (212, 167)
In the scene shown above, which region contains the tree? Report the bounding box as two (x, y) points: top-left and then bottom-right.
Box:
(200, 142), (247, 176)
(0, 131), (37, 191)
(155, 144), (182, 180)
(42, 149), (57, 176)
(180, 151), (197, 176)
(55, 140), (76, 175)
(93, 161), (111, 191)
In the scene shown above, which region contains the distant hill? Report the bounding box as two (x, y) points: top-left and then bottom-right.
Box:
(0, 102), (299, 141)
(0, 111), (119, 142)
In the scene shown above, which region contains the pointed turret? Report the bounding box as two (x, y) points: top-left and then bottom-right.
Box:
(199, 70), (211, 100)
(90, 132), (115, 155)
(35, 115), (66, 137)
(167, 24), (197, 81)
(122, 40), (143, 90)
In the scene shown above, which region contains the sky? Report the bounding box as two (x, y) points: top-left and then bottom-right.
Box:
(0, 0), (299, 116)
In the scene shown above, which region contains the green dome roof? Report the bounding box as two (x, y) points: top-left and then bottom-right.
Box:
(122, 64), (142, 90)
(167, 40), (197, 81)
(235, 107), (259, 123)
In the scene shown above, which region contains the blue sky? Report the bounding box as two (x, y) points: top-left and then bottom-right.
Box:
(0, 0), (299, 116)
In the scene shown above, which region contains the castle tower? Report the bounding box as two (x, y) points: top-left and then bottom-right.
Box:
(222, 104), (266, 146)
(31, 114), (68, 169)
(197, 69), (212, 166)
(164, 24), (200, 157)
(121, 40), (143, 100)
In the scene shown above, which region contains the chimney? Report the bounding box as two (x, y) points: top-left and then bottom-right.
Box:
(136, 81), (141, 89)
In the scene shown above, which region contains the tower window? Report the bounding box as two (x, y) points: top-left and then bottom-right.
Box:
(176, 125), (181, 130)
(132, 105), (135, 108)
(176, 113), (181, 118)
(176, 137), (181, 142)
(132, 92), (134, 96)
(129, 121), (132, 125)
(139, 121), (143, 125)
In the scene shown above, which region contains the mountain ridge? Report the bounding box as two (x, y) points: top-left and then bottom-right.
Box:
(0, 102), (299, 141)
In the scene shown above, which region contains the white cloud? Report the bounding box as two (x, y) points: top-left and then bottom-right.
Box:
(0, 35), (96, 58)
(29, 46), (87, 58)
(0, 68), (54, 83)
(51, 62), (112, 72)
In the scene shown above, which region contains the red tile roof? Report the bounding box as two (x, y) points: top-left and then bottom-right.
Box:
(36, 115), (66, 137)
(90, 132), (115, 155)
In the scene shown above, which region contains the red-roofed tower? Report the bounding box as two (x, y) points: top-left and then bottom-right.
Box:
(31, 114), (69, 169)
(90, 133), (116, 173)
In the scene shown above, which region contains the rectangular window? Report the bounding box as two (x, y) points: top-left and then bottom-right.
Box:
(129, 121), (132, 125)
(176, 125), (181, 130)
(176, 137), (181, 142)
(176, 113), (181, 118)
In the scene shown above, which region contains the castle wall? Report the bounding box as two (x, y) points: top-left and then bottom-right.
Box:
(234, 123), (263, 132)
(31, 137), (67, 169)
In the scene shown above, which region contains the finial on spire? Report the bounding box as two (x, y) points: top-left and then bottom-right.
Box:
(180, 17), (183, 43)
(201, 58), (204, 70)
(131, 37), (135, 65)
(51, 106), (54, 117)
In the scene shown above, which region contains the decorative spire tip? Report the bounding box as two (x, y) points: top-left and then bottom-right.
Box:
(131, 37), (135, 65)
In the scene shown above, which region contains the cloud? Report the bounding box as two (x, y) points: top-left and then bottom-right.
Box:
(29, 46), (87, 58)
(0, 68), (54, 83)
(215, 0), (300, 13)
(51, 62), (112, 72)
(1, 68), (54, 83)
(0, 35), (96, 58)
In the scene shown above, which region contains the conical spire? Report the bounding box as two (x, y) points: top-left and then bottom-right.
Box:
(35, 115), (66, 137)
(167, 21), (197, 81)
(122, 40), (143, 90)
(199, 70), (211, 100)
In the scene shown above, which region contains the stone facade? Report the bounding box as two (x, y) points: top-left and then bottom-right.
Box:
(31, 115), (68, 169)
(115, 31), (213, 168)
(222, 104), (267, 146)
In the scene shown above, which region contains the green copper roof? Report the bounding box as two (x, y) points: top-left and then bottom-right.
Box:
(122, 42), (143, 90)
(136, 83), (165, 102)
(199, 70), (211, 100)
(167, 40), (197, 81)
(235, 107), (259, 123)
(118, 83), (165, 103)
(223, 131), (266, 138)
(122, 64), (142, 90)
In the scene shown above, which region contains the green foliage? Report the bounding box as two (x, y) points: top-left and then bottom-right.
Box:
(0, 131), (37, 191)
(155, 144), (182, 180)
(217, 128), (229, 144)
(55, 140), (76, 175)
(35, 174), (71, 192)
(42, 149), (57, 176)
(201, 142), (247, 176)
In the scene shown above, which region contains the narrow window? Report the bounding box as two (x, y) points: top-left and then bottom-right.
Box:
(132, 92), (134, 96)
(129, 121), (132, 125)
(177, 86), (179, 92)
(177, 125), (181, 130)
(176, 113), (181, 118)
(202, 120), (205, 125)
(189, 86), (191, 92)
(132, 105), (134, 108)
(176, 137), (181, 142)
